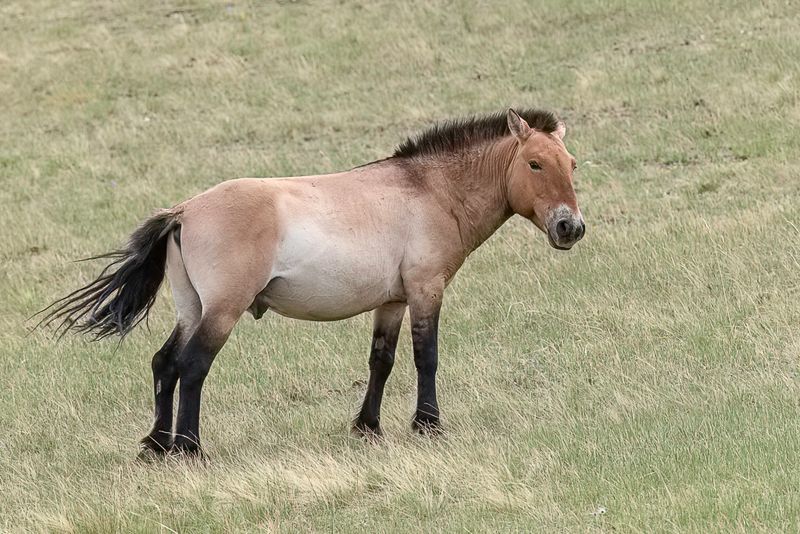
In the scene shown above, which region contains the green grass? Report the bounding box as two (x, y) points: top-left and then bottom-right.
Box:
(2, 0), (800, 531)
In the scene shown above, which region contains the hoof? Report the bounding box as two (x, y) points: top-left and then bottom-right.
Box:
(352, 419), (383, 441)
(137, 433), (173, 461)
(170, 437), (206, 460)
(412, 413), (442, 436)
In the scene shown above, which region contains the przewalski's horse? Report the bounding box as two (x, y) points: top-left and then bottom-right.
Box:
(39, 108), (585, 457)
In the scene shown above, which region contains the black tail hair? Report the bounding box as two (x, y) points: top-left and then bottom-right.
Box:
(36, 209), (181, 340)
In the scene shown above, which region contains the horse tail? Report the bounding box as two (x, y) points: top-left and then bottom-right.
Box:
(36, 208), (182, 340)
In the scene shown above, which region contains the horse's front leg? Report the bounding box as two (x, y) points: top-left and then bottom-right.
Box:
(408, 280), (444, 434)
(353, 302), (406, 437)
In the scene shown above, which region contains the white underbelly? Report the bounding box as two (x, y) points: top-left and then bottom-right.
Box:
(262, 274), (403, 320)
(261, 223), (405, 321)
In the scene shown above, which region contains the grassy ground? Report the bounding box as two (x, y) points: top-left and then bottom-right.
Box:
(2, 0), (799, 531)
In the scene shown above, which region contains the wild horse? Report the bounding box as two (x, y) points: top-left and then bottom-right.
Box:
(39, 108), (585, 457)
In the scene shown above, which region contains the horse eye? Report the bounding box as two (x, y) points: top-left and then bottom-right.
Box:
(529, 161), (542, 171)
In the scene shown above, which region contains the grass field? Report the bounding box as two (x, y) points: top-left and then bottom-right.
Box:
(2, 0), (800, 531)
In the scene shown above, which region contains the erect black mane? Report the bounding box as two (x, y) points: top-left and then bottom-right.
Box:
(393, 108), (559, 159)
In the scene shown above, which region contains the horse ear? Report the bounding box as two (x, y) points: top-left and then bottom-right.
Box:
(507, 108), (531, 141)
(553, 121), (566, 140)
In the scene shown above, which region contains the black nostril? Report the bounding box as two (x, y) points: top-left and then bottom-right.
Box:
(578, 221), (586, 239)
(556, 219), (569, 239)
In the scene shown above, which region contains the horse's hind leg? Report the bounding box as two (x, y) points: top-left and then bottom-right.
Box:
(139, 234), (201, 457)
(167, 200), (276, 455)
(138, 326), (183, 456)
(168, 249), (265, 456)
(171, 309), (240, 455)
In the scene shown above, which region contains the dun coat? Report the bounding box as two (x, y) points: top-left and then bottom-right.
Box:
(39, 108), (585, 456)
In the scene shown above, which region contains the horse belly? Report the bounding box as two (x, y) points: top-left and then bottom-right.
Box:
(262, 276), (400, 321)
(262, 229), (405, 321)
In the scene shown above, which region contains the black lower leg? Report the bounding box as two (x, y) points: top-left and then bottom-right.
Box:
(172, 328), (222, 455)
(354, 332), (399, 435)
(140, 327), (181, 454)
(411, 308), (441, 433)
(353, 304), (405, 436)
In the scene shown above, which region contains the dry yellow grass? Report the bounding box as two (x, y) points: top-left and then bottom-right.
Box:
(2, 0), (800, 531)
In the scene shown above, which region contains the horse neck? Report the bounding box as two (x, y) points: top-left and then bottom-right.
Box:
(421, 138), (515, 252)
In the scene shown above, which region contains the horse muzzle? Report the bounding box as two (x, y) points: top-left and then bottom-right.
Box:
(547, 210), (585, 250)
